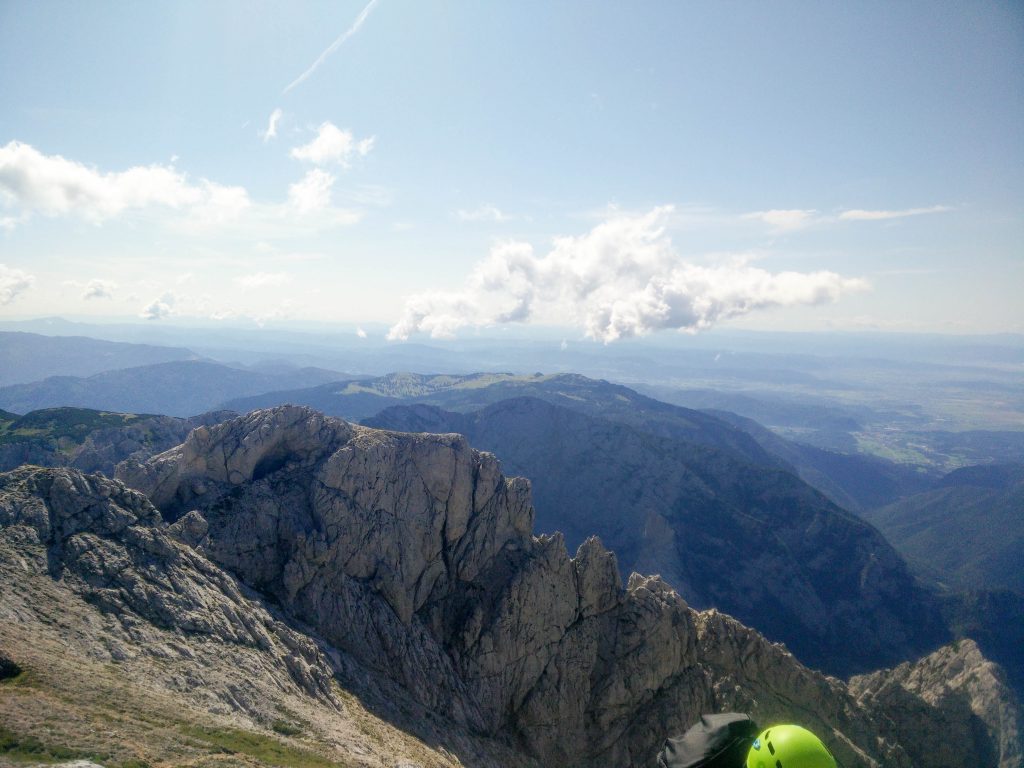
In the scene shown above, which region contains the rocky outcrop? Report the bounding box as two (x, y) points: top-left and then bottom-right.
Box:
(0, 465), (337, 709)
(115, 406), (1017, 767)
(365, 397), (948, 677)
(0, 408), (236, 476)
(851, 639), (1023, 768)
(0, 464), (527, 768)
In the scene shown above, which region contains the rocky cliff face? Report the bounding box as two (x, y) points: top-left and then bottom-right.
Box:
(0, 465), (336, 708)
(110, 406), (1019, 767)
(364, 397), (947, 677)
(0, 464), (531, 767)
(851, 639), (1023, 768)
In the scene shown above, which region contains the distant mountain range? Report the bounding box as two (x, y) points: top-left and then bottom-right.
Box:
(0, 360), (347, 417)
(224, 372), (786, 469)
(224, 371), (950, 511)
(0, 330), (197, 386)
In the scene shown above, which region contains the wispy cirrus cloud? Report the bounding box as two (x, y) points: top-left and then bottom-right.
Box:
(260, 108), (283, 142)
(455, 204), (511, 223)
(283, 0), (381, 95)
(290, 122), (375, 166)
(0, 264), (34, 305)
(743, 204), (951, 232)
(742, 209), (818, 233)
(389, 206), (868, 343)
(838, 205), (950, 221)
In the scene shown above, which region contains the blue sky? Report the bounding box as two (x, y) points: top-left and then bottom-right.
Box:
(0, 1), (1021, 338)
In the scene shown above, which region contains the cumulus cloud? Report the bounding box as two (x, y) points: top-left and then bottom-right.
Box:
(743, 209), (817, 233)
(288, 168), (335, 213)
(356, 326), (368, 338)
(81, 278), (116, 300)
(0, 264), (34, 305)
(237, 271), (291, 290)
(140, 292), (175, 320)
(388, 206), (868, 343)
(838, 205), (949, 221)
(455, 204), (511, 223)
(261, 108), (283, 142)
(0, 141), (250, 225)
(290, 123), (375, 166)
(0, 141), (361, 236)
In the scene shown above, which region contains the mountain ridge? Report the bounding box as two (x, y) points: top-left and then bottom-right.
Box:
(0, 330), (199, 386)
(364, 396), (949, 677)
(1, 408), (1019, 765)
(0, 360), (347, 417)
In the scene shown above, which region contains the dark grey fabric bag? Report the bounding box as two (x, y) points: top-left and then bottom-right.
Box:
(657, 713), (759, 768)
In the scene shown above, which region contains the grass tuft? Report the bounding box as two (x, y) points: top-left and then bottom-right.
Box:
(0, 725), (102, 763)
(272, 720), (304, 736)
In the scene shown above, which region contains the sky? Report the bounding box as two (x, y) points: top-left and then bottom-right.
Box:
(0, 0), (1022, 340)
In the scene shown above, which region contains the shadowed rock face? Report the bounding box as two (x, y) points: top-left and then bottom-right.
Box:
(112, 405), (1018, 767)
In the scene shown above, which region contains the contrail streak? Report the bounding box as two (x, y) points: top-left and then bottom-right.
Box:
(283, 0), (380, 95)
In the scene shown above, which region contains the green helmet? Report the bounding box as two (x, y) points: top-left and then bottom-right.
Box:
(745, 725), (836, 768)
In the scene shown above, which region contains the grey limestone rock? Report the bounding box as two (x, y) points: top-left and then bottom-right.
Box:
(114, 405), (1020, 767)
(851, 638), (1023, 768)
(0, 464), (338, 709)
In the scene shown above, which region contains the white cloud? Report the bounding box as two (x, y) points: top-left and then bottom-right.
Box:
(288, 168), (335, 213)
(81, 278), (116, 300)
(356, 326), (368, 338)
(0, 141), (250, 226)
(0, 264), (34, 305)
(261, 108), (283, 142)
(742, 205), (951, 231)
(237, 271), (291, 290)
(838, 205), (950, 221)
(178, 184), (251, 232)
(0, 213), (28, 232)
(290, 123), (375, 167)
(743, 209), (818, 233)
(388, 207), (868, 343)
(283, 0), (381, 94)
(140, 292), (175, 320)
(0, 141), (361, 237)
(455, 204), (511, 223)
